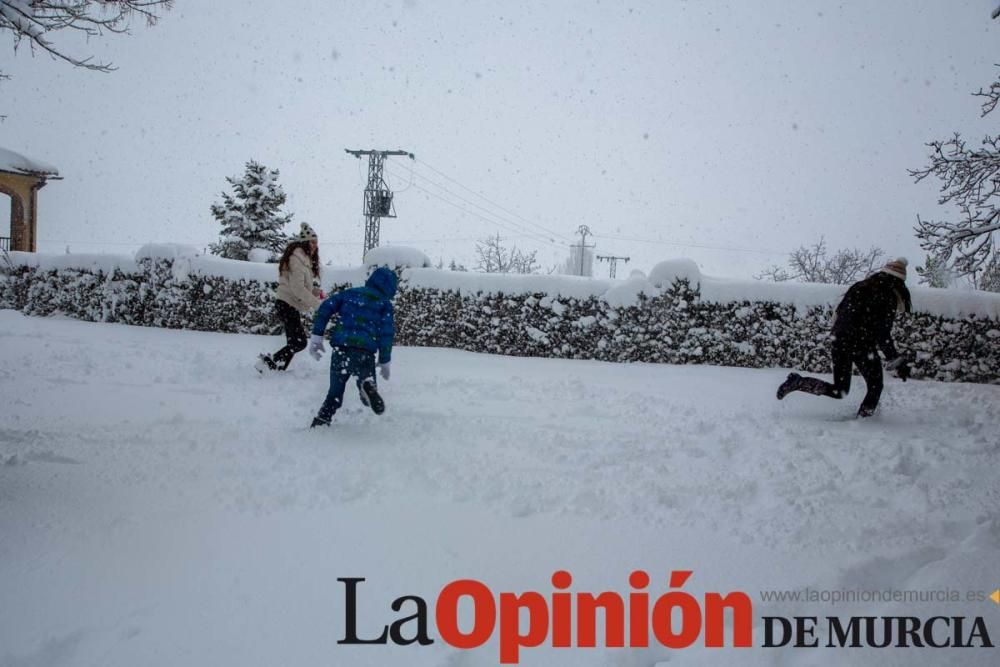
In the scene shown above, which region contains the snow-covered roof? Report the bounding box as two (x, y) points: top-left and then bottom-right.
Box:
(0, 147), (60, 178)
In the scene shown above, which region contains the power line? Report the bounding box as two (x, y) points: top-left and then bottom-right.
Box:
(378, 234), (545, 244)
(399, 159), (786, 260)
(390, 159), (416, 193)
(384, 163), (562, 248)
(412, 157), (574, 243)
(592, 233), (785, 257)
(383, 165), (566, 251)
(390, 178), (566, 251)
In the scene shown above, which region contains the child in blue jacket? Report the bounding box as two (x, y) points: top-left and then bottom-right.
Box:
(308, 266), (397, 427)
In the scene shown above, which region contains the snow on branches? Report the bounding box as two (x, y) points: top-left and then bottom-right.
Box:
(912, 69), (1000, 284)
(474, 233), (539, 274)
(756, 238), (884, 285)
(0, 0), (172, 72)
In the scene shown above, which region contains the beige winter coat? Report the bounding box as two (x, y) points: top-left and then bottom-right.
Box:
(275, 248), (322, 312)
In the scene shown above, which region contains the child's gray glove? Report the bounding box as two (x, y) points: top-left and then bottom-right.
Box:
(308, 334), (325, 361)
(380, 362), (391, 380)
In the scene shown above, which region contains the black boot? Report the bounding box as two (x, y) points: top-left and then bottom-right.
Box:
(360, 379), (385, 415)
(857, 405), (877, 418)
(776, 373), (802, 399)
(310, 416), (330, 428)
(255, 354), (277, 374)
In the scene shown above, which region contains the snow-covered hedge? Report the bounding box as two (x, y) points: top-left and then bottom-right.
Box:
(1, 254), (276, 334)
(2, 248), (998, 383)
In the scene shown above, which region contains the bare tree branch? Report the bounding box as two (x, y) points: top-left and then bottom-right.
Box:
(755, 237), (884, 284)
(913, 59), (1000, 279)
(474, 233), (540, 274)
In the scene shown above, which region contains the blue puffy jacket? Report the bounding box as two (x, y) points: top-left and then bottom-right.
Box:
(311, 267), (397, 363)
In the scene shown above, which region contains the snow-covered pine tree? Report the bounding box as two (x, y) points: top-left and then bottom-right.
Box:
(978, 252), (1000, 292)
(209, 160), (292, 261)
(915, 253), (952, 288)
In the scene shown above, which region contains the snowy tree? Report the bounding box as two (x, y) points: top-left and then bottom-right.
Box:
(0, 1), (172, 74)
(977, 252), (1000, 291)
(755, 238), (884, 284)
(209, 160), (292, 261)
(474, 233), (539, 274)
(448, 259), (468, 272)
(915, 253), (952, 288)
(910, 64), (1000, 279)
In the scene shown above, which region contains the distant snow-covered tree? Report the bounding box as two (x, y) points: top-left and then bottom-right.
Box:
(978, 252), (1000, 292)
(474, 233), (539, 274)
(448, 259), (468, 272)
(915, 253), (952, 288)
(209, 160), (292, 261)
(755, 238), (884, 284)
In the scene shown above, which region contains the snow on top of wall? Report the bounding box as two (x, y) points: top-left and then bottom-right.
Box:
(9, 245), (366, 289)
(322, 266), (369, 289)
(402, 267), (613, 301)
(909, 286), (1000, 321)
(0, 147), (59, 176)
(649, 258), (702, 288)
(135, 244), (201, 261)
(603, 274), (658, 308)
(700, 277), (846, 310)
(700, 276), (1000, 320)
(7, 250), (140, 274)
(363, 245), (431, 269)
(7, 249), (1000, 319)
(185, 255), (277, 282)
(6, 247), (277, 283)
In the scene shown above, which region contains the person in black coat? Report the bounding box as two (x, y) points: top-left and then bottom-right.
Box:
(776, 257), (912, 417)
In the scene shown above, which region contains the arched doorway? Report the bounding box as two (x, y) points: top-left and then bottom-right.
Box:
(0, 185), (25, 252)
(0, 147), (60, 252)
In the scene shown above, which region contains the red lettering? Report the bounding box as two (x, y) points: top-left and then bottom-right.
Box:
(629, 570), (650, 647)
(704, 592), (753, 647)
(436, 580), (496, 649)
(499, 592), (549, 664)
(578, 592), (625, 647)
(551, 570), (573, 647)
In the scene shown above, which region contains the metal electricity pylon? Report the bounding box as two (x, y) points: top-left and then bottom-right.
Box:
(597, 254), (630, 278)
(345, 148), (415, 258)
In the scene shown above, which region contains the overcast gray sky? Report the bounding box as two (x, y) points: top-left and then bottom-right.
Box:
(3, 0), (999, 278)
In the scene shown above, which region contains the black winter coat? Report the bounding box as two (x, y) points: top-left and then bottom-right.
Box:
(831, 272), (911, 358)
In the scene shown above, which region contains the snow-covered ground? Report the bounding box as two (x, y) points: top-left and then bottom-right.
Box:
(1, 310), (998, 666)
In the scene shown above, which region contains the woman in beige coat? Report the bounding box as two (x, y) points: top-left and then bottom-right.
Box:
(256, 223), (323, 371)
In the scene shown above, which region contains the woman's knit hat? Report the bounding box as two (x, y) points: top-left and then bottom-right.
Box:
(879, 257), (908, 281)
(297, 222), (318, 242)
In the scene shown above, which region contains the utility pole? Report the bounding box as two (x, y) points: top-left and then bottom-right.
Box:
(345, 148), (415, 258)
(571, 225), (595, 277)
(597, 254), (630, 279)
